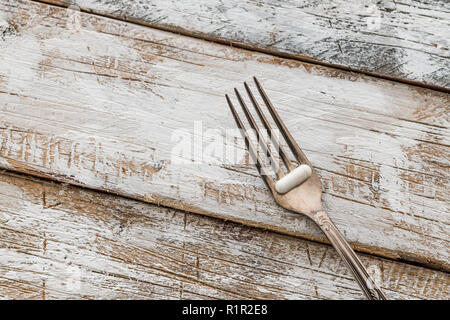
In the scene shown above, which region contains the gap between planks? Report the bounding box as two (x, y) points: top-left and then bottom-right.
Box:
(2, 165), (443, 276)
(33, 0), (450, 94)
(0, 170), (448, 300)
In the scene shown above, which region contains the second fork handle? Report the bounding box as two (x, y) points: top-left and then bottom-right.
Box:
(313, 211), (387, 300)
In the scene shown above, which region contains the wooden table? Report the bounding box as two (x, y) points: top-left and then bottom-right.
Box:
(0, 0), (448, 299)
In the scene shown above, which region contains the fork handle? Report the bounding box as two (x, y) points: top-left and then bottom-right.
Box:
(313, 211), (387, 300)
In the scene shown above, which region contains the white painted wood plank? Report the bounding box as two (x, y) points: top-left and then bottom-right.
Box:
(0, 172), (448, 300)
(0, 0), (449, 270)
(39, 0), (450, 90)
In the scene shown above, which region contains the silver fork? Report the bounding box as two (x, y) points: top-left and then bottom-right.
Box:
(225, 77), (387, 300)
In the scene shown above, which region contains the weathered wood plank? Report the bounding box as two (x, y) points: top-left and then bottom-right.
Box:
(38, 0), (450, 91)
(0, 171), (448, 300)
(0, 0), (449, 270)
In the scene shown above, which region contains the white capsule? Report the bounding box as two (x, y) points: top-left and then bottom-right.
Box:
(275, 164), (312, 194)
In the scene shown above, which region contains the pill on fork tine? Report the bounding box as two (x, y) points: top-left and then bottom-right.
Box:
(275, 164), (312, 194)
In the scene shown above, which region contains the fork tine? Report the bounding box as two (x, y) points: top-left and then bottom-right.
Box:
(225, 94), (276, 191)
(243, 82), (295, 172)
(234, 88), (284, 179)
(253, 76), (310, 165)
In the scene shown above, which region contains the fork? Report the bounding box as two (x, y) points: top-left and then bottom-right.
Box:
(225, 77), (387, 300)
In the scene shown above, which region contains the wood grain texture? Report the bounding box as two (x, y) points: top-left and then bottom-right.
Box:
(0, 171), (449, 300)
(38, 0), (450, 91)
(0, 0), (449, 270)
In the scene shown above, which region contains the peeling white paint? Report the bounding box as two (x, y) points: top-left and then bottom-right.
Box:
(0, 0), (448, 269)
(52, 0), (450, 89)
(0, 174), (448, 299)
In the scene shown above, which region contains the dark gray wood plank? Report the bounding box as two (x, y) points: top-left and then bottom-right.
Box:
(39, 0), (450, 90)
